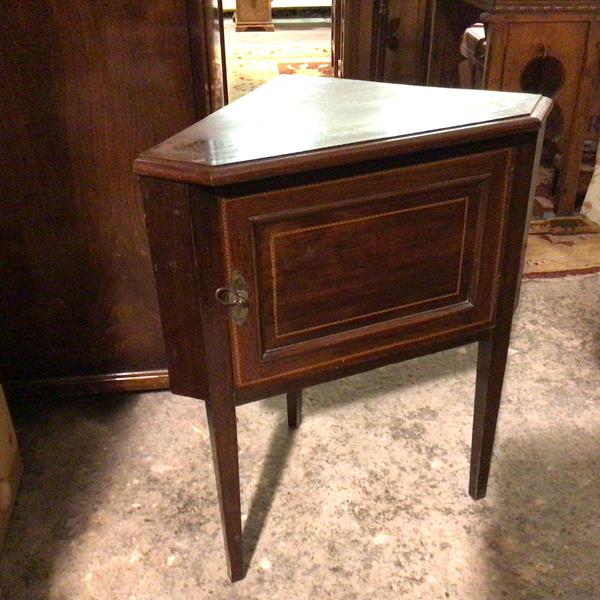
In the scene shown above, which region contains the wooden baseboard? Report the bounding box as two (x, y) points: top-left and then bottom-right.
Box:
(529, 216), (600, 236)
(7, 370), (170, 398)
(0, 449), (22, 546)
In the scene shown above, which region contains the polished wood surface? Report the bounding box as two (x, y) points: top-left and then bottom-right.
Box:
(136, 76), (546, 184)
(7, 370), (170, 398)
(136, 80), (551, 580)
(141, 179), (209, 399)
(223, 149), (511, 391)
(0, 0), (203, 389)
(261, 195), (471, 338)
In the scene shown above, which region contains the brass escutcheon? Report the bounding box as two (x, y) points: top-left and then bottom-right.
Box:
(215, 271), (249, 325)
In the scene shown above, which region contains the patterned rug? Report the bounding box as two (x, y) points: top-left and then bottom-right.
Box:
(524, 233), (600, 279)
(277, 60), (333, 77)
(224, 18), (331, 101)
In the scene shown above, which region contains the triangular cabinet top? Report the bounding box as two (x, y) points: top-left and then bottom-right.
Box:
(134, 76), (552, 186)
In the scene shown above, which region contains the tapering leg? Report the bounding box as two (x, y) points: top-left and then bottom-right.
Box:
(205, 401), (244, 581)
(286, 390), (302, 429)
(468, 138), (544, 498)
(469, 334), (510, 500)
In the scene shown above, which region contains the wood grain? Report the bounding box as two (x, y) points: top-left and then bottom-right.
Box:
(134, 76), (548, 186)
(221, 148), (512, 390)
(140, 179), (209, 399)
(470, 139), (538, 498)
(0, 0), (198, 386)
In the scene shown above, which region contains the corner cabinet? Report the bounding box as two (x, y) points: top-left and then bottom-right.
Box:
(135, 76), (551, 580)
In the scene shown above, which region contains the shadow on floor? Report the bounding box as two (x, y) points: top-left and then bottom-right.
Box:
(0, 394), (140, 599)
(242, 423), (297, 572)
(262, 343), (478, 415)
(481, 431), (600, 599)
(245, 344), (479, 565)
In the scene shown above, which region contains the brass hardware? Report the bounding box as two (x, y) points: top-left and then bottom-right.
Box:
(215, 271), (249, 324)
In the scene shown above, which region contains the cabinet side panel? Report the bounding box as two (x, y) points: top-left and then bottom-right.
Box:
(141, 178), (208, 399)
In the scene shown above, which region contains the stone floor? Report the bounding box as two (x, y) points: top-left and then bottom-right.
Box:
(1, 273), (600, 599)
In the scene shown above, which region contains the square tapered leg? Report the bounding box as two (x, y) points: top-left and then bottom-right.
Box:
(205, 402), (244, 581)
(286, 390), (302, 429)
(469, 335), (510, 500)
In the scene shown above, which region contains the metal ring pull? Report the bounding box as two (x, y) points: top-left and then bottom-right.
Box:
(214, 271), (249, 324)
(215, 286), (242, 306)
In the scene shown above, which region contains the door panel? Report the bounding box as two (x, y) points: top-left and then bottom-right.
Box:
(255, 188), (475, 350)
(188, 0), (228, 115)
(221, 149), (513, 388)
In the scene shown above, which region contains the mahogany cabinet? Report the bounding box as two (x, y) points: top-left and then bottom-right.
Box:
(0, 0), (226, 395)
(135, 76), (551, 580)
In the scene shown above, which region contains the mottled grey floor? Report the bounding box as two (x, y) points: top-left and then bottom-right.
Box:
(2, 274), (600, 599)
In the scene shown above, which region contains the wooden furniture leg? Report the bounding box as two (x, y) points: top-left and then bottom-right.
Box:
(205, 401), (244, 581)
(469, 133), (542, 500)
(286, 390), (302, 429)
(469, 333), (509, 500)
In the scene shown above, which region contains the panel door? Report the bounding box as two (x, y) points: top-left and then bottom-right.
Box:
(221, 149), (513, 390)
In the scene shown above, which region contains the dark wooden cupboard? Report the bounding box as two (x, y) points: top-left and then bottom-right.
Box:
(335, 0), (430, 85)
(0, 0), (227, 394)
